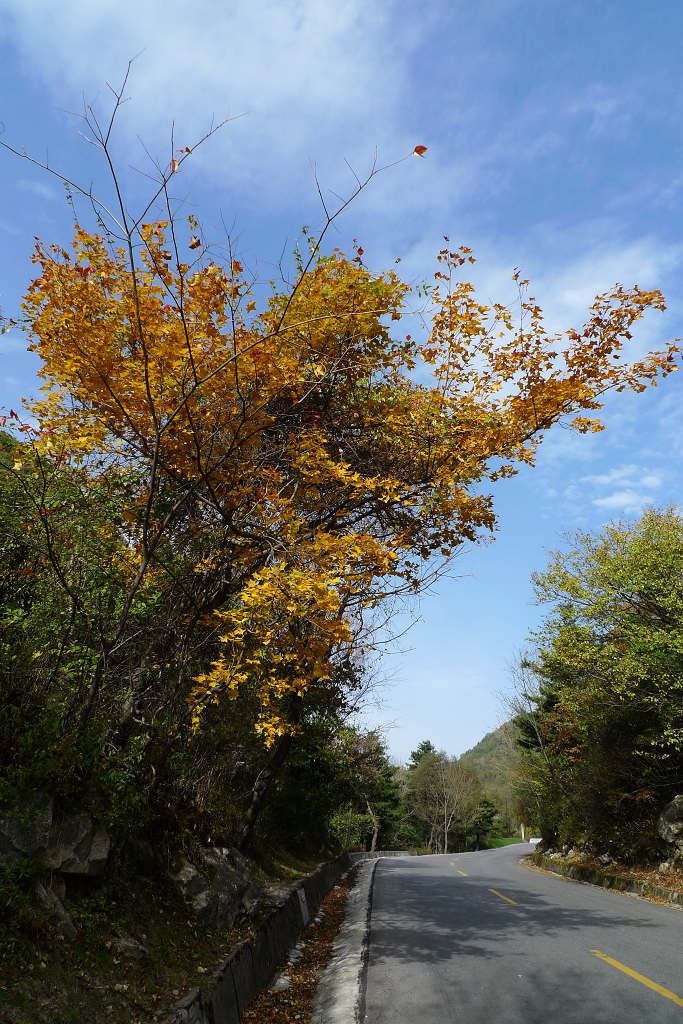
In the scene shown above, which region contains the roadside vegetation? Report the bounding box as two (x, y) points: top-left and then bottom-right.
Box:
(510, 508), (683, 864)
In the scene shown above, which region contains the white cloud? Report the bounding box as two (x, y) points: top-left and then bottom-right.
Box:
(392, 219), (683, 358)
(533, 423), (603, 467)
(652, 391), (683, 458)
(580, 463), (663, 516)
(579, 463), (663, 497)
(5, 0), (683, 333)
(538, 450), (671, 526)
(551, 460), (665, 518)
(0, 0), (419, 196)
(17, 178), (56, 200)
(569, 84), (622, 121)
(567, 82), (635, 139)
(657, 171), (683, 208)
(592, 489), (655, 513)
(532, 235), (683, 337)
(581, 465), (640, 487)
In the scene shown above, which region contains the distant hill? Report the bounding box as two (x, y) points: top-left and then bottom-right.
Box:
(459, 721), (520, 825)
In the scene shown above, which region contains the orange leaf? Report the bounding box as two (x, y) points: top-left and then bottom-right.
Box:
(413, 145), (428, 158)
(170, 158), (179, 174)
(189, 236), (201, 250)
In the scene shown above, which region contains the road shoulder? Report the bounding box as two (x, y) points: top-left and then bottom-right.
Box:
(311, 858), (377, 1024)
(523, 852), (683, 908)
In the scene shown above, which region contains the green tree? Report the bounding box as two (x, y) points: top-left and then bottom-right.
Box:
(512, 508), (683, 861)
(408, 740), (438, 770)
(410, 751), (480, 853)
(392, 739), (439, 849)
(335, 729), (401, 851)
(471, 796), (498, 849)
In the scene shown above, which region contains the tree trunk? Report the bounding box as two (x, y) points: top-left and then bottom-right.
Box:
(366, 799), (380, 853)
(235, 733), (293, 851)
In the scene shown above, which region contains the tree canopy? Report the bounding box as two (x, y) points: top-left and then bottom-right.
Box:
(18, 223), (680, 747)
(512, 508), (683, 860)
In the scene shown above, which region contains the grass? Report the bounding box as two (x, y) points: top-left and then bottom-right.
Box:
(484, 836), (526, 848)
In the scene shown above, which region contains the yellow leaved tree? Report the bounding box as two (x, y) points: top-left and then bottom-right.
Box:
(24, 224), (679, 728)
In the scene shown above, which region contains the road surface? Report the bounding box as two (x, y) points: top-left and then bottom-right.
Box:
(363, 844), (682, 1023)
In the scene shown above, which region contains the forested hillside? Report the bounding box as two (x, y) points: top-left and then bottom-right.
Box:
(459, 722), (520, 826)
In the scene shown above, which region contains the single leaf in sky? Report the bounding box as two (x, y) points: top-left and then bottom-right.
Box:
(413, 145), (428, 158)
(189, 236), (201, 250)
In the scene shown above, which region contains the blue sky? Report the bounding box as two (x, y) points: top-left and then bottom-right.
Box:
(2, 0), (683, 764)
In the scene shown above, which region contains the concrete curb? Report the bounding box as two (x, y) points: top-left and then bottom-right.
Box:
(356, 857), (379, 1024)
(311, 858), (378, 1024)
(529, 852), (683, 907)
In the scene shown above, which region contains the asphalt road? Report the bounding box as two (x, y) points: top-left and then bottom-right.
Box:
(363, 845), (682, 1024)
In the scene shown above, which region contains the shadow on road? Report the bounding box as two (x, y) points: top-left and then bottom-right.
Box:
(368, 855), (654, 966)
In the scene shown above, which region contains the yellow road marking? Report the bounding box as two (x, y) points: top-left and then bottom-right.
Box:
(458, 870), (468, 876)
(489, 887), (517, 905)
(590, 950), (683, 1006)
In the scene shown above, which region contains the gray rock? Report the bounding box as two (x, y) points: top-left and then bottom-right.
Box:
(0, 794), (110, 876)
(42, 815), (111, 875)
(0, 793), (54, 866)
(168, 988), (207, 1024)
(658, 795), (683, 846)
(169, 846), (261, 931)
(111, 936), (149, 960)
(34, 882), (78, 941)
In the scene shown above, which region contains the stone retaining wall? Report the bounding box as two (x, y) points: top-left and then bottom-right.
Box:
(531, 851), (683, 906)
(349, 849), (416, 861)
(167, 853), (352, 1024)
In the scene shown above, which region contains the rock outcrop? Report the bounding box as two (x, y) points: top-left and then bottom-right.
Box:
(169, 846), (261, 930)
(0, 792), (54, 865)
(657, 794), (683, 859)
(34, 881), (78, 940)
(0, 793), (111, 875)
